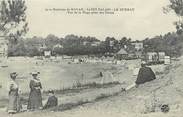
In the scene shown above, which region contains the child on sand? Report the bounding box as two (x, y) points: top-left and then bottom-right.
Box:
(43, 90), (58, 109)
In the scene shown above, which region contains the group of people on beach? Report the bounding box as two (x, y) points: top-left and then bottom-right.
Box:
(7, 71), (58, 114)
(6, 61), (156, 114)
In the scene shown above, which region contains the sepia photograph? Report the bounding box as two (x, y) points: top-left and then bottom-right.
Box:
(0, 0), (183, 116)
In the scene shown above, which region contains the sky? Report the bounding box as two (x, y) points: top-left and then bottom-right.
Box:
(25, 0), (179, 40)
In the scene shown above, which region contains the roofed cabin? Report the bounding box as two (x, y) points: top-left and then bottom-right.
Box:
(115, 48), (128, 60)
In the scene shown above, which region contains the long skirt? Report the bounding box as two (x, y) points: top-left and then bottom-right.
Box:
(8, 91), (21, 113)
(27, 90), (43, 110)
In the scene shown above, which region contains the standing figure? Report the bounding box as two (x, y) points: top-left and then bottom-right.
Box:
(7, 72), (21, 114)
(27, 72), (43, 111)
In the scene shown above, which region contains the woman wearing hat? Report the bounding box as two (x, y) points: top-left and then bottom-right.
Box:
(27, 72), (43, 111)
(7, 72), (21, 114)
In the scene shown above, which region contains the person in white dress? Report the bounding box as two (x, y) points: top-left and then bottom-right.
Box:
(7, 72), (21, 114)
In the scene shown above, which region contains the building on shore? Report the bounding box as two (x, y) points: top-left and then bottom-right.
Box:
(115, 48), (128, 60)
(131, 42), (143, 51)
(44, 50), (51, 58)
(144, 51), (166, 65)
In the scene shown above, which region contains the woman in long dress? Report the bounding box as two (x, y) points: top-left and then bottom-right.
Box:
(7, 72), (21, 114)
(27, 72), (43, 111)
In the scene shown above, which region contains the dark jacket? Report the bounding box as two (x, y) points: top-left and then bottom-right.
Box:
(135, 66), (156, 85)
(27, 79), (43, 110)
(43, 95), (58, 109)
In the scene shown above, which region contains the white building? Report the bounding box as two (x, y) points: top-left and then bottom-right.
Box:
(44, 50), (51, 58)
(53, 44), (63, 49)
(91, 41), (101, 47)
(83, 41), (89, 46)
(132, 42), (143, 51)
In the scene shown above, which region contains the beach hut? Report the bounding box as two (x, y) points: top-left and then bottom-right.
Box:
(164, 56), (171, 65)
(44, 50), (51, 58)
(158, 52), (165, 62)
(116, 48), (128, 60)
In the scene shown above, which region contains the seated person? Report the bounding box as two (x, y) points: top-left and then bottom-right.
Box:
(135, 62), (156, 85)
(124, 61), (156, 91)
(43, 90), (58, 109)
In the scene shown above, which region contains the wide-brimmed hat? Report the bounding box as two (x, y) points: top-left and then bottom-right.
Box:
(30, 71), (40, 75)
(141, 61), (146, 67)
(141, 61), (146, 64)
(48, 89), (54, 94)
(10, 72), (18, 77)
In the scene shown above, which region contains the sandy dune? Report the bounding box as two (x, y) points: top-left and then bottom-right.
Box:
(0, 57), (183, 116)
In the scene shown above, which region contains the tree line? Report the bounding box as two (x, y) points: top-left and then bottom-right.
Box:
(7, 34), (133, 57)
(7, 32), (183, 57)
